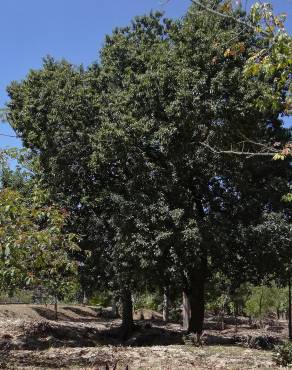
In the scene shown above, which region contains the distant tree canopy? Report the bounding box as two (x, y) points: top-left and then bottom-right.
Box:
(6, 0), (291, 336)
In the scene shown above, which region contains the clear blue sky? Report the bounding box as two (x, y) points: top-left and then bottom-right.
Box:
(0, 0), (291, 149)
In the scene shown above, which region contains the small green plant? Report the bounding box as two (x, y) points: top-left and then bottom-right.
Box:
(133, 293), (160, 311)
(89, 291), (112, 307)
(274, 341), (292, 366)
(169, 307), (182, 323)
(0, 289), (33, 304)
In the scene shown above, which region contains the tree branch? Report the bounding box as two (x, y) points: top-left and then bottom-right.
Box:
(199, 141), (277, 158)
(190, 0), (269, 36)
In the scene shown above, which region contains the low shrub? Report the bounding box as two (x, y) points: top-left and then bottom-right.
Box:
(133, 293), (160, 311)
(169, 307), (182, 323)
(247, 335), (276, 350)
(274, 341), (292, 366)
(88, 291), (112, 307)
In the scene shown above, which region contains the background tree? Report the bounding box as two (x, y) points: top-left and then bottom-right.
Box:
(0, 152), (79, 315)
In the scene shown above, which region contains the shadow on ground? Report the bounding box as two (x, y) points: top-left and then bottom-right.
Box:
(31, 306), (113, 323)
(62, 306), (98, 318)
(32, 307), (73, 321)
(0, 320), (184, 351)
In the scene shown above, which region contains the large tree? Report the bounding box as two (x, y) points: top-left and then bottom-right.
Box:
(96, 4), (290, 335)
(7, 1), (291, 338)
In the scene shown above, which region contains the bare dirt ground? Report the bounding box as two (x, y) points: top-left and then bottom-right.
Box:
(0, 304), (287, 369)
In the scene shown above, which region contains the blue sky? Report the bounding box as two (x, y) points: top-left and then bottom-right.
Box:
(0, 0), (291, 149)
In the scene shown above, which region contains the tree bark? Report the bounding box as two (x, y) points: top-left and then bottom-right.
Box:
(82, 291), (88, 306)
(183, 270), (206, 337)
(111, 297), (119, 318)
(187, 272), (205, 336)
(183, 292), (191, 330)
(182, 198), (207, 339)
(289, 278), (292, 341)
(259, 285), (264, 328)
(163, 287), (170, 323)
(54, 296), (58, 321)
(121, 289), (134, 338)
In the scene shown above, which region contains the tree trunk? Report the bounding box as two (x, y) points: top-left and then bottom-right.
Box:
(234, 302), (239, 317)
(82, 291), (88, 306)
(218, 295), (226, 331)
(182, 268), (206, 338)
(289, 278), (292, 341)
(182, 291), (191, 330)
(54, 296), (58, 321)
(188, 272), (205, 336)
(259, 285), (264, 328)
(163, 287), (170, 323)
(121, 289), (134, 338)
(182, 198), (207, 339)
(277, 308), (280, 320)
(111, 297), (119, 318)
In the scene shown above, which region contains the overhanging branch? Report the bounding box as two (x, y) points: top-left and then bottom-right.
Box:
(190, 0), (269, 36)
(200, 141), (277, 158)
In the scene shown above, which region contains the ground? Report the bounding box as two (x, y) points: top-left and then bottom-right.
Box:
(3, 345), (277, 369)
(0, 304), (287, 369)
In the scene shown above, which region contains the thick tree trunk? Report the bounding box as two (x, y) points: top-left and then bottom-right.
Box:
(182, 198), (207, 339)
(121, 289), (134, 338)
(182, 292), (191, 330)
(187, 272), (205, 336)
(163, 287), (170, 323)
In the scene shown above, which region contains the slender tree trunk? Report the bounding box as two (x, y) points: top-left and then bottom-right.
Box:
(121, 289), (134, 338)
(219, 295), (227, 331)
(163, 287), (170, 323)
(259, 285), (264, 328)
(54, 296), (58, 321)
(111, 297), (119, 318)
(82, 291), (88, 306)
(234, 302), (238, 333)
(234, 302), (239, 317)
(183, 292), (191, 330)
(289, 278), (292, 341)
